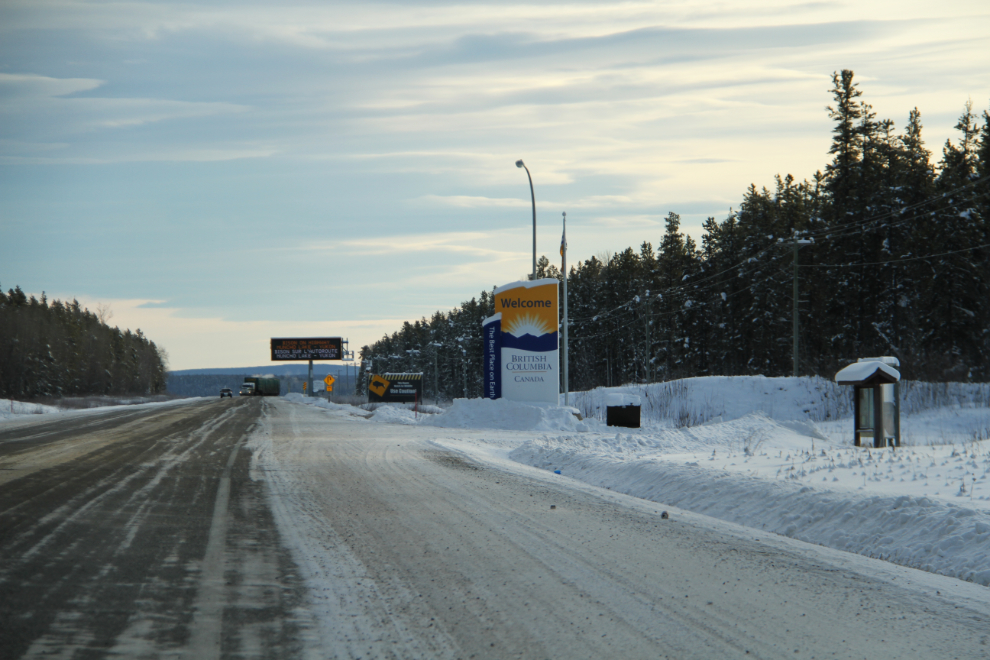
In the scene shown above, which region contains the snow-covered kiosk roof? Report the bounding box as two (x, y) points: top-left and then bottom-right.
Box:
(834, 360), (900, 386)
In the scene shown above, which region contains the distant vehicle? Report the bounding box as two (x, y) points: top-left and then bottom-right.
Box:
(240, 377), (280, 396)
(220, 388), (233, 398)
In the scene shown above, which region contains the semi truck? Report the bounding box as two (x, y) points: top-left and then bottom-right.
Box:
(240, 377), (280, 396)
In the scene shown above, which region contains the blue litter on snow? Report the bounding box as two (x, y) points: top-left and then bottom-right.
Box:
(554, 469), (561, 474)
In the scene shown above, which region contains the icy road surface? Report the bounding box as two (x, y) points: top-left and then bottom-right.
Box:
(0, 397), (315, 659)
(253, 399), (990, 659)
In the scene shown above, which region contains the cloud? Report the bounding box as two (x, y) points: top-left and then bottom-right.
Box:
(416, 194), (635, 209)
(677, 158), (738, 165)
(0, 72), (252, 161)
(0, 145), (277, 165)
(587, 214), (665, 230)
(0, 72), (103, 98)
(417, 195), (529, 209)
(59, 293), (412, 370)
(330, 231), (520, 258)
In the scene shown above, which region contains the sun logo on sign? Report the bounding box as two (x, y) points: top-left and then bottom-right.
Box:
(504, 312), (554, 337)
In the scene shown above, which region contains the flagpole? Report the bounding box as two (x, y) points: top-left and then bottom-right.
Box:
(562, 212), (568, 407)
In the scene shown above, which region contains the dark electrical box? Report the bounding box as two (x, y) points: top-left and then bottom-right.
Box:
(606, 405), (640, 428)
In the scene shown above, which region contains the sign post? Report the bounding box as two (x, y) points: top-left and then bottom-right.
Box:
(368, 373), (423, 403)
(270, 337), (344, 398)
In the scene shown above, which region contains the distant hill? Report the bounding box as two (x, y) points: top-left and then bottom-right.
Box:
(166, 364), (362, 397)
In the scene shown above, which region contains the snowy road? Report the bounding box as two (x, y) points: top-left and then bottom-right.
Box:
(2, 397), (990, 658)
(255, 400), (990, 659)
(0, 397), (313, 659)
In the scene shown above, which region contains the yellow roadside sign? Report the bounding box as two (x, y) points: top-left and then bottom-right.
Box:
(324, 374), (335, 391)
(369, 375), (389, 398)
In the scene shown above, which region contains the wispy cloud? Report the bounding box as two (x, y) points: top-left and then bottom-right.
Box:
(329, 231), (519, 258)
(0, 72), (102, 97)
(417, 195), (529, 209)
(57, 294), (413, 369)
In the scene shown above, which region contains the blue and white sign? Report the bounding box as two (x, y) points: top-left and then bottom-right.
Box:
(482, 313), (502, 399)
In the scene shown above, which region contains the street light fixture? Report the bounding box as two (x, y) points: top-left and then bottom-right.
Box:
(516, 159), (536, 280)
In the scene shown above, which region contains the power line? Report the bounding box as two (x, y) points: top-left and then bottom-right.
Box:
(801, 241), (990, 269)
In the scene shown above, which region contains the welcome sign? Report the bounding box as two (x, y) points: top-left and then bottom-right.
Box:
(493, 279), (559, 404)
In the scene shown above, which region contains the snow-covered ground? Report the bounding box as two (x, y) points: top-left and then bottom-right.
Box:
(0, 399), (64, 419)
(286, 376), (990, 588)
(0, 396), (198, 424)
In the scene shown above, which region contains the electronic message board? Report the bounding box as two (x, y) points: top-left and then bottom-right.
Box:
(271, 337), (343, 361)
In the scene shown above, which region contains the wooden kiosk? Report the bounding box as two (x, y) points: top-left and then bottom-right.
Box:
(835, 357), (901, 448)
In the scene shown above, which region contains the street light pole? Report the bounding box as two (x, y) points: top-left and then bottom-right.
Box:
(516, 159), (536, 280)
(562, 212), (568, 406)
(432, 342), (440, 403)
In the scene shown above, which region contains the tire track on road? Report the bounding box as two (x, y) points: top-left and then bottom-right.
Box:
(185, 427), (245, 659)
(0, 398), (304, 659)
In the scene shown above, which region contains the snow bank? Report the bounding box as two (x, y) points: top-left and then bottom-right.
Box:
(0, 396), (195, 423)
(569, 376), (852, 427)
(367, 405), (420, 425)
(283, 393), (371, 418)
(421, 398), (594, 432)
(569, 376), (990, 440)
(0, 399), (61, 421)
(287, 394), (592, 431)
(605, 393), (641, 407)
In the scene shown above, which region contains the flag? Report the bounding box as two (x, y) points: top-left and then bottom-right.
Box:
(560, 231), (566, 257)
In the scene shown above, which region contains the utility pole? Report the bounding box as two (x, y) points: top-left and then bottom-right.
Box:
(562, 212), (568, 406)
(792, 239), (813, 377)
(433, 343), (440, 404)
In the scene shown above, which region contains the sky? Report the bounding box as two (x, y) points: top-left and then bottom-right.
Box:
(1, 1), (988, 370)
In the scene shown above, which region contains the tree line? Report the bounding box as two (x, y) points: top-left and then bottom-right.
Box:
(0, 286), (168, 398)
(165, 373), (359, 397)
(362, 70), (990, 398)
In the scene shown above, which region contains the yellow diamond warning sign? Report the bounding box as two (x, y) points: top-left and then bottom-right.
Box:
(369, 375), (389, 398)
(324, 374), (335, 391)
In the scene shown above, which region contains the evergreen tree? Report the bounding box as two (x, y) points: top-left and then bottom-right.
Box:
(920, 102), (987, 378)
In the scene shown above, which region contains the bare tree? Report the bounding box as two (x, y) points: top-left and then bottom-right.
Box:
(95, 303), (113, 325)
